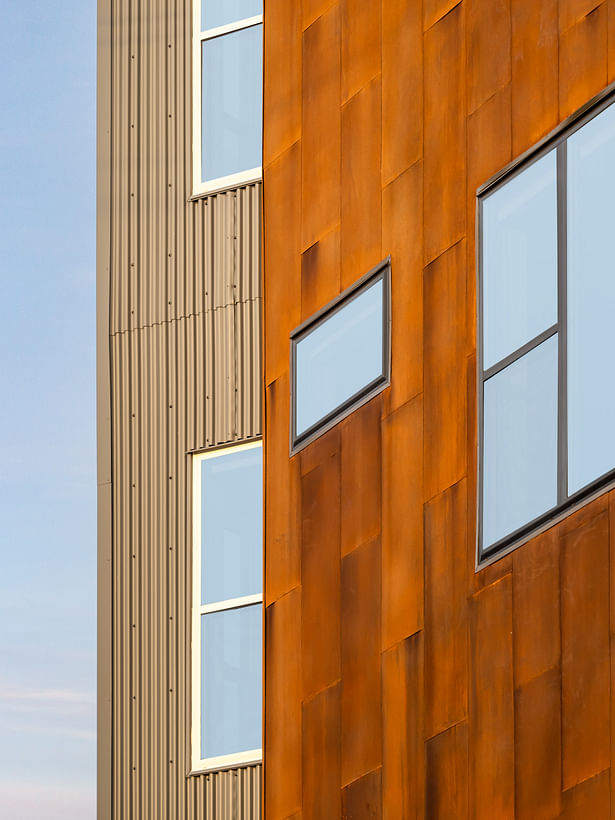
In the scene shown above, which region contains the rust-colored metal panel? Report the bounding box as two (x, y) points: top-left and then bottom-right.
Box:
(466, 86), (512, 360)
(425, 722), (469, 820)
(265, 589), (302, 820)
(381, 0), (422, 186)
(340, 398), (382, 557)
(514, 668), (562, 820)
(423, 241), (467, 501)
(466, 0), (511, 114)
(341, 536), (382, 786)
(423, 0), (463, 31)
(469, 575), (515, 820)
(263, 142), (302, 388)
(302, 0), (338, 31)
(424, 480), (468, 740)
(342, 768), (382, 820)
(511, 0), (558, 155)
(261, 1), (615, 817)
(561, 768), (610, 818)
(301, 446), (342, 699)
(341, 76), (382, 288)
(263, 0), (301, 167)
(301, 5), (341, 250)
(381, 395), (424, 650)
(560, 0), (605, 32)
(340, 0), (381, 103)
(265, 374), (301, 605)
(382, 633), (424, 820)
(382, 162), (423, 414)
(559, 3), (608, 120)
(424, 3), (466, 264)
(610, 0), (615, 82)
(301, 227), (342, 321)
(302, 684), (342, 820)
(561, 510), (610, 790)
(512, 530), (560, 688)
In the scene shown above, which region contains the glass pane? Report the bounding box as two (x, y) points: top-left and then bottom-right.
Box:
(567, 103), (615, 494)
(201, 445), (262, 606)
(201, 25), (262, 184)
(482, 336), (558, 550)
(482, 150), (558, 369)
(202, 0), (262, 31)
(295, 278), (384, 438)
(201, 605), (261, 760)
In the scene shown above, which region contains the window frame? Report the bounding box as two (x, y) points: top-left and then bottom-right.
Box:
(192, 3), (263, 198)
(289, 257), (392, 456)
(190, 439), (263, 774)
(476, 82), (615, 568)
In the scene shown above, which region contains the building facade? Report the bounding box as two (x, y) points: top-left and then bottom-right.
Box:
(99, 0), (615, 818)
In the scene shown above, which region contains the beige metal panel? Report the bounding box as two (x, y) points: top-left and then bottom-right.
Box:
(97, 0), (112, 817)
(104, 0), (263, 813)
(109, 312), (262, 819)
(107, 0), (263, 336)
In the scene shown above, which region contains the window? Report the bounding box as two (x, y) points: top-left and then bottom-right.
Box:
(290, 259), (391, 454)
(478, 91), (615, 562)
(192, 0), (263, 196)
(191, 440), (262, 772)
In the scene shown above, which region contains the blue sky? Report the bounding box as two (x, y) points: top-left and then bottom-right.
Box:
(0, 1), (96, 817)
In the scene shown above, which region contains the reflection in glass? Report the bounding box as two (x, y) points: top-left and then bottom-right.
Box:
(201, 25), (262, 183)
(201, 605), (261, 760)
(202, 0), (262, 31)
(201, 445), (262, 606)
(483, 336), (558, 550)
(482, 150), (558, 369)
(295, 278), (384, 438)
(567, 103), (615, 494)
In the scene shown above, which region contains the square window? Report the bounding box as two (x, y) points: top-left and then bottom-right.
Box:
(478, 93), (615, 561)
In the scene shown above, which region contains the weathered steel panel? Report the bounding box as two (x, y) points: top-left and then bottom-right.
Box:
(101, 0), (262, 816)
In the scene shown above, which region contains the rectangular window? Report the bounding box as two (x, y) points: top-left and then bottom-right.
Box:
(191, 440), (262, 772)
(290, 259), (391, 454)
(478, 91), (615, 562)
(192, 0), (263, 196)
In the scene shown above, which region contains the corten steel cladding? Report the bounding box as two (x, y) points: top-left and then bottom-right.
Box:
(97, 0), (263, 818)
(262, 0), (615, 817)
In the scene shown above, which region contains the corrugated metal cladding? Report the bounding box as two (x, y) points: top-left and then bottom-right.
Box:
(105, 0), (262, 817)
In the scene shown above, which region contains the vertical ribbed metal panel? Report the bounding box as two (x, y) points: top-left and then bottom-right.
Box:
(106, 0), (262, 816)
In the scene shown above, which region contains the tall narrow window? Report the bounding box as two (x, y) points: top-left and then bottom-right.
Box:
(191, 440), (262, 772)
(193, 0), (263, 196)
(290, 260), (391, 454)
(478, 92), (615, 562)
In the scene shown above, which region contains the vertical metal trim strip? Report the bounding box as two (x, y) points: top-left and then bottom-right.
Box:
(557, 142), (568, 504)
(476, 195), (484, 566)
(97, 0), (114, 816)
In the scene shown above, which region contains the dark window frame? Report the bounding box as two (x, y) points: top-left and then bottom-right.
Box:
(289, 257), (392, 456)
(477, 81), (615, 567)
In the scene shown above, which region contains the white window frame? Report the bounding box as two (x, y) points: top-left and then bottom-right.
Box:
(192, 3), (263, 197)
(191, 440), (263, 773)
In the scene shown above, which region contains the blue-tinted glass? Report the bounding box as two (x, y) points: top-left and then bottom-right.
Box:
(201, 25), (262, 183)
(482, 336), (558, 550)
(201, 605), (261, 759)
(295, 279), (384, 438)
(201, 446), (262, 606)
(202, 0), (262, 31)
(567, 103), (615, 494)
(482, 151), (558, 369)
